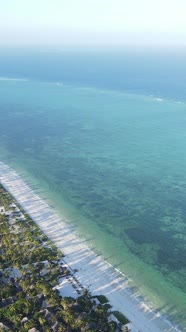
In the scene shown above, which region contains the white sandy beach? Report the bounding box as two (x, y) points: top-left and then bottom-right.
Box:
(0, 161), (182, 332)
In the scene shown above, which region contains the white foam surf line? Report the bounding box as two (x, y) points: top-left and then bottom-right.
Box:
(0, 77), (29, 82)
(0, 161), (182, 332)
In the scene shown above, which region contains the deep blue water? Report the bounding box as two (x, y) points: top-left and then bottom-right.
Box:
(0, 48), (186, 101)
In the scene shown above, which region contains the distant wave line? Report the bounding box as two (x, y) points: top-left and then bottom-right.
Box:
(0, 75), (185, 106)
(0, 76), (29, 82)
(53, 81), (186, 106)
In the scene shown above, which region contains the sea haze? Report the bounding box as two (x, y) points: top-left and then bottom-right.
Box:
(0, 48), (186, 330)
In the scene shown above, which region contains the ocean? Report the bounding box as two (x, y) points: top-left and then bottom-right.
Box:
(0, 48), (186, 330)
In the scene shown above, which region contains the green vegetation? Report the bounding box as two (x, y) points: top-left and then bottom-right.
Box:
(112, 311), (129, 325)
(93, 295), (109, 304)
(0, 184), (129, 331)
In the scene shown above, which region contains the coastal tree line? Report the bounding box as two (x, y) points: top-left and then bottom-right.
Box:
(0, 184), (129, 332)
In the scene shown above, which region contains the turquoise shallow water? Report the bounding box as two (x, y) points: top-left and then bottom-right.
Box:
(0, 79), (186, 329)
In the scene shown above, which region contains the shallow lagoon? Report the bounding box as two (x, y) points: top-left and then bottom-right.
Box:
(0, 79), (186, 329)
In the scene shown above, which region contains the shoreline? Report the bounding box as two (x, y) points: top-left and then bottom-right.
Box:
(0, 161), (182, 332)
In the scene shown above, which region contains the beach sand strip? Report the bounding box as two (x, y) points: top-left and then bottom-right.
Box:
(0, 162), (182, 332)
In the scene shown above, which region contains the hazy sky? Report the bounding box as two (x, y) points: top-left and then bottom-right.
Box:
(0, 0), (186, 48)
